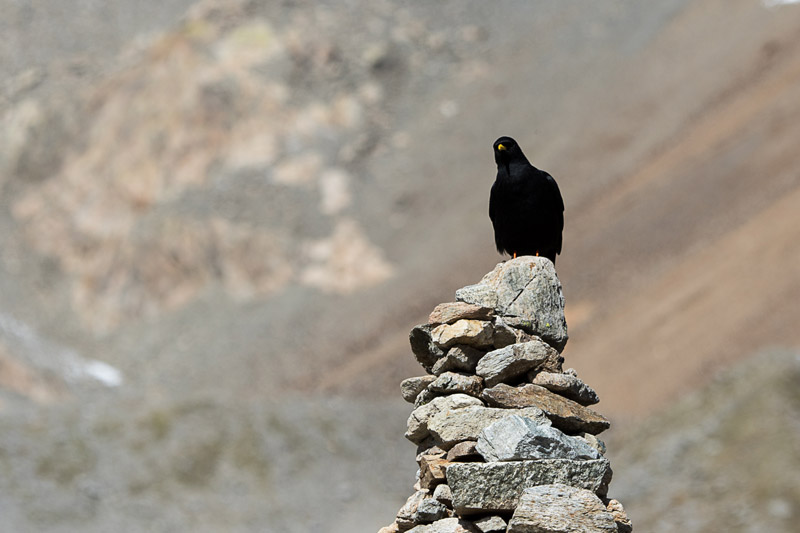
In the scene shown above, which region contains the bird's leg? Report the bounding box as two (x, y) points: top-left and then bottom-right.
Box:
(535, 251), (539, 257)
(513, 252), (517, 259)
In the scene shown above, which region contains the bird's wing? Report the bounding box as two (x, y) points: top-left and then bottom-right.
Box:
(544, 172), (565, 214)
(488, 181), (498, 223)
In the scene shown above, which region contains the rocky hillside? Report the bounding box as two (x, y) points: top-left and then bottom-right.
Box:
(0, 0), (799, 531)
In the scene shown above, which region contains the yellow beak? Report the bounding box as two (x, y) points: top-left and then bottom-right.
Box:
(497, 144), (506, 151)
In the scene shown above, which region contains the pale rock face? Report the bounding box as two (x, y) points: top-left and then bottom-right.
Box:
(405, 394), (484, 444)
(507, 484), (618, 533)
(426, 405), (550, 449)
(476, 338), (562, 388)
(475, 415), (601, 462)
(455, 257), (568, 352)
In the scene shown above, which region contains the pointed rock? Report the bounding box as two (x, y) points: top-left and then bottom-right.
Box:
(455, 257), (568, 352)
(415, 497), (451, 523)
(472, 515), (507, 533)
(446, 441), (481, 462)
(492, 316), (535, 349)
(507, 484), (618, 533)
(482, 383), (610, 435)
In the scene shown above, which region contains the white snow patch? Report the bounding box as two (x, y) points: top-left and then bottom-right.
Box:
(762, 0), (800, 7)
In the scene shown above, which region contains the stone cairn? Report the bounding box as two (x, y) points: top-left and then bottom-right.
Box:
(379, 257), (632, 533)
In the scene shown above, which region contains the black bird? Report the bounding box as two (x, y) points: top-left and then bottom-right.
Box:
(489, 136), (564, 264)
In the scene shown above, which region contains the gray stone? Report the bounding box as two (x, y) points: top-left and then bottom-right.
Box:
(397, 489), (429, 530)
(431, 320), (494, 349)
(402, 376), (437, 403)
(427, 405), (549, 449)
(492, 316), (535, 348)
(415, 497), (450, 523)
(406, 517), (479, 533)
(455, 257), (568, 352)
(406, 394), (484, 444)
(414, 388), (439, 408)
(575, 432), (606, 456)
(476, 415), (601, 462)
(529, 371), (600, 406)
(433, 483), (453, 506)
(446, 458), (612, 514)
(476, 339), (562, 388)
(429, 302), (494, 325)
(507, 484), (617, 533)
(428, 372), (483, 398)
(473, 515), (507, 533)
(432, 345), (485, 375)
(482, 383), (610, 435)
(410, 324), (445, 372)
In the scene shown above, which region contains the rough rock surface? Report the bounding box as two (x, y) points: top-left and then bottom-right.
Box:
(455, 257), (568, 352)
(529, 370), (600, 406)
(476, 339), (562, 388)
(507, 484), (618, 533)
(446, 458), (612, 514)
(482, 383), (610, 435)
(426, 405), (550, 449)
(475, 415), (601, 462)
(382, 259), (629, 532)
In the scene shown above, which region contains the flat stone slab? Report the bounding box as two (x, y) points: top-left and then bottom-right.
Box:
(529, 370), (599, 406)
(429, 302), (494, 325)
(427, 405), (549, 449)
(428, 372), (483, 398)
(446, 458), (612, 514)
(455, 257), (567, 352)
(432, 320), (494, 349)
(482, 383), (610, 435)
(476, 415), (601, 462)
(473, 515), (507, 533)
(406, 517), (480, 533)
(507, 484), (618, 533)
(476, 339), (562, 388)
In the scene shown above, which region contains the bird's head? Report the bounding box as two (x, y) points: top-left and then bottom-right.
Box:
(493, 136), (525, 165)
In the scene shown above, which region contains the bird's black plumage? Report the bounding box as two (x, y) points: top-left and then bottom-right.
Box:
(489, 136), (564, 264)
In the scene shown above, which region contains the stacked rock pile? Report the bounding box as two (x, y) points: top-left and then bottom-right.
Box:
(380, 257), (632, 533)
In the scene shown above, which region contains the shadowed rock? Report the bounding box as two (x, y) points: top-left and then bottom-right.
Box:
(529, 370), (599, 406)
(476, 339), (562, 388)
(482, 384), (610, 435)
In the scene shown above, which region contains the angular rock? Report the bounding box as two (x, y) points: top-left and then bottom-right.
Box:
(476, 415), (601, 462)
(418, 454), (450, 490)
(429, 302), (494, 325)
(414, 388), (439, 408)
(492, 316), (535, 349)
(446, 441), (481, 462)
(507, 484), (617, 533)
(575, 432), (606, 456)
(455, 257), (568, 352)
(482, 383), (610, 435)
(406, 517), (479, 533)
(379, 522), (400, 533)
(402, 376), (437, 403)
(415, 497), (451, 523)
(411, 324), (445, 372)
(472, 515), (507, 533)
(432, 320), (494, 350)
(433, 483), (453, 507)
(446, 458), (612, 514)
(476, 339), (562, 388)
(428, 372), (483, 398)
(605, 499), (633, 533)
(427, 405), (549, 449)
(432, 345), (485, 376)
(406, 394), (484, 444)
(397, 489), (429, 530)
(529, 371), (599, 406)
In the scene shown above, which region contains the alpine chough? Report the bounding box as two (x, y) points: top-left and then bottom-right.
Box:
(489, 136), (564, 264)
